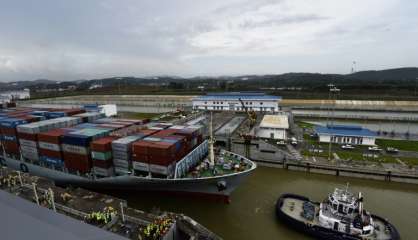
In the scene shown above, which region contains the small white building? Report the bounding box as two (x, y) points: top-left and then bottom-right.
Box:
(256, 114), (289, 140)
(0, 89), (30, 101)
(315, 125), (377, 146)
(192, 92), (281, 112)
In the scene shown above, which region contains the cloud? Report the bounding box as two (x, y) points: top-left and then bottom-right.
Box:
(0, 0), (417, 81)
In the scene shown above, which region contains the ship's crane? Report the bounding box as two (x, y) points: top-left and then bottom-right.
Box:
(238, 98), (257, 159)
(238, 98), (257, 128)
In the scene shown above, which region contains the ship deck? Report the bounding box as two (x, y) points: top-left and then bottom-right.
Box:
(280, 197), (320, 225)
(185, 151), (252, 178)
(280, 196), (397, 240)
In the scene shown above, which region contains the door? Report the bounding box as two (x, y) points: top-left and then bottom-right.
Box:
(333, 222), (339, 231)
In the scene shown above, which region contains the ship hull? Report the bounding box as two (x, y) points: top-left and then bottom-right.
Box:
(1, 155), (255, 203)
(275, 193), (400, 240)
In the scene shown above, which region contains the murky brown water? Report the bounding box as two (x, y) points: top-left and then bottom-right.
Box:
(114, 167), (418, 239)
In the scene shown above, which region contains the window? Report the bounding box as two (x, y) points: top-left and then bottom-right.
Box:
(250, 102), (253, 105)
(260, 102), (263, 105)
(245, 102), (248, 105)
(213, 101), (215, 104)
(204, 101), (207, 104)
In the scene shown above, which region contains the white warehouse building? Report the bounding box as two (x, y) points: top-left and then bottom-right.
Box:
(256, 114), (289, 140)
(192, 92), (281, 112)
(314, 125), (377, 146)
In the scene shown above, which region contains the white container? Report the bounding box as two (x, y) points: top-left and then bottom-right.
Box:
(62, 144), (89, 155)
(149, 163), (175, 176)
(133, 161), (149, 171)
(113, 159), (129, 168)
(22, 151), (39, 160)
(114, 167), (131, 175)
(20, 145), (38, 155)
(19, 139), (37, 148)
(39, 142), (61, 152)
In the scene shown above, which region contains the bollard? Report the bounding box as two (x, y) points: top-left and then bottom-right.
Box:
(17, 171), (23, 186)
(49, 188), (56, 212)
(32, 182), (40, 205)
(120, 201), (126, 223)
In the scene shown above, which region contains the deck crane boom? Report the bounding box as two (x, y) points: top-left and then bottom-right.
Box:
(238, 98), (257, 159)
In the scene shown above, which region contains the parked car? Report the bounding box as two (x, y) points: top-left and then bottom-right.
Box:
(368, 146), (382, 152)
(386, 147), (399, 153)
(341, 144), (355, 150)
(290, 137), (298, 146)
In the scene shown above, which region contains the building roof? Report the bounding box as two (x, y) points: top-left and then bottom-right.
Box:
(0, 190), (128, 240)
(259, 114), (289, 129)
(193, 92), (281, 101)
(315, 125), (377, 137)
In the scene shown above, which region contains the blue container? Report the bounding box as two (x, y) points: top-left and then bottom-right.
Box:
(0, 118), (27, 128)
(93, 118), (114, 124)
(40, 156), (64, 166)
(30, 111), (49, 117)
(47, 112), (67, 119)
(2, 135), (17, 141)
(61, 133), (93, 146)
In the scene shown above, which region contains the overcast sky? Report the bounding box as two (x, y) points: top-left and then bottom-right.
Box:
(0, 0), (417, 82)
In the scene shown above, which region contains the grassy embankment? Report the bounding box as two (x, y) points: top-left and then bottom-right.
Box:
(300, 127), (418, 166)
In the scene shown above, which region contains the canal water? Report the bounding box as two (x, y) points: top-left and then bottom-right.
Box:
(116, 167), (418, 240)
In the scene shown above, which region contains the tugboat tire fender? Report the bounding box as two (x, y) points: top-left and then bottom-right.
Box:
(20, 163), (29, 173)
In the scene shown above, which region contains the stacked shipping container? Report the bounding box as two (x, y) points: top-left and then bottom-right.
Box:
(62, 128), (111, 174)
(16, 117), (81, 163)
(91, 136), (117, 177)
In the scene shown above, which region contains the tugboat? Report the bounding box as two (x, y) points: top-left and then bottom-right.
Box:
(276, 185), (400, 240)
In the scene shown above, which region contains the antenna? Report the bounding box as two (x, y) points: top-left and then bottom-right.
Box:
(351, 61), (356, 74)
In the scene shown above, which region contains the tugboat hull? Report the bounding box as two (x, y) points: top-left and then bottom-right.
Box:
(275, 193), (400, 240)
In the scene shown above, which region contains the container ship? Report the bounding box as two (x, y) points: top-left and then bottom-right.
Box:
(0, 107), (256, 203)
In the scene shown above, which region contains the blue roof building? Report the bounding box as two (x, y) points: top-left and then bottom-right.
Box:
(192, 92), (281, 112)
(315, 125), (377, 146)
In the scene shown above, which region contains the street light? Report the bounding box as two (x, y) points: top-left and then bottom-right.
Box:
(327, 85), (340, 162)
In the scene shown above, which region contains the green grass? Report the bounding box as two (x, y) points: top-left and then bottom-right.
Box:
(376, 139), (418, 152)
(297, 121), (316, 129)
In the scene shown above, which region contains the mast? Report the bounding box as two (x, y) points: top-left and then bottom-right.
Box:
(358, 192), (363, 218)
(209, 111), (215, 166)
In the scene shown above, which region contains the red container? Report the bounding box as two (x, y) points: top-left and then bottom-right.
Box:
(38, 128), (70, 144)
(151, 129), (178, 138)
(132, 154), (148, 163)
(64, 108), (85, 116)
(148, 154), (175, 166)
(0, 127), (17, 136)
(3, 141), (19, 154)
(64, 152), (92, 173)
(91, 137), (117, 152)
(93, 159), (113, 168)
(39, 148), (63, 159)
(17, 132), (38, 141)
(132, 140), (151, 155)
(139, 129), (159, 137)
